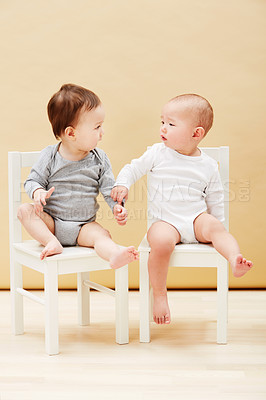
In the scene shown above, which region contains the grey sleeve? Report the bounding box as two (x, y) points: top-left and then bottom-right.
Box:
(98, 152), (118, 211)
(24, 147), (52, 199)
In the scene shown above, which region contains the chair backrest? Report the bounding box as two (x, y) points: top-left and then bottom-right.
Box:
(8, 151), (41, 244)
(147, 146), (229, 230)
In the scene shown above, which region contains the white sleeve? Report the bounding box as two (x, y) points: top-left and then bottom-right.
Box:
(205, 166), (225, 223)
(114, 146), (157, 189)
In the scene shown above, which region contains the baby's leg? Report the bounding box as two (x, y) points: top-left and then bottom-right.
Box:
(194, 213), (253, 277)
(77, 221), (138, 269)
(147, 221), (181, 325)
(17, 203), (63, 260)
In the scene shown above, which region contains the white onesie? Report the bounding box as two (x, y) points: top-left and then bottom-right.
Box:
(114, 143), (224, 243)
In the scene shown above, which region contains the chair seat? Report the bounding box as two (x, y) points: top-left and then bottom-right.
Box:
(13, 240), (111, 273)
(138, 235), (215, 253)
(13, 240), (99, 260)
(138, 236), (222, 268)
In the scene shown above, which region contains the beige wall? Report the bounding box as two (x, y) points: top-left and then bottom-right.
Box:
(1, 0), (265, 289)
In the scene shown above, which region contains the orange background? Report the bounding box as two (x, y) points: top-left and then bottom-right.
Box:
(1, 0), (265, 288)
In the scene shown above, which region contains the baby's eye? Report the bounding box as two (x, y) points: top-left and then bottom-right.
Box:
(95, 125), (101, 129)
(161, 121), (164, 125)
(169, 123), (175, 127)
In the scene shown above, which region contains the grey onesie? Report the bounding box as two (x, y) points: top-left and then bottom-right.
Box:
(24, 143), (118, 246)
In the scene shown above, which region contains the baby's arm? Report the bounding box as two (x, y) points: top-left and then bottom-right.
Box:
(24, 148), (56, 215)
(98, 152), (119, 210)
(98, 151), (128, 225)
(24, 146), (53, 200)
(111, 145), (157, 204)
(205, 166), (225, 223)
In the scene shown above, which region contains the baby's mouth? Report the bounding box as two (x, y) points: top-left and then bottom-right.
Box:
(161, 135), (167, 141)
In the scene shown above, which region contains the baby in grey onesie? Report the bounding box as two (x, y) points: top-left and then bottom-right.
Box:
(25, 143), (118, 246)
(18, 83), (137, 265)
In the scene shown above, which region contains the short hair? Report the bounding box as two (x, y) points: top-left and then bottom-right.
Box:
(170, 94), (214, 135)
(47, 84), (101, 139)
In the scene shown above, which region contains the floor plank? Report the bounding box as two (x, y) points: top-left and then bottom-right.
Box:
(0, 290), (265, 400)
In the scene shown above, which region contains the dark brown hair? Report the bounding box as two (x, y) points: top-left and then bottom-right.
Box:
(47, 84), (101, 139)
(170, 94), (214, 135)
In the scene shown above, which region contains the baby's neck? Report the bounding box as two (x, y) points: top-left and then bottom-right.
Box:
(58, 142), (90, 161)
(174, 147), (201, 157)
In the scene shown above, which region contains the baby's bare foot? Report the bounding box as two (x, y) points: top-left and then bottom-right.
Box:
(231, 254), (253, 277)
(110, 246), (139, 269)
(40, 239), (63, 260)
(153, 292), (171, 325)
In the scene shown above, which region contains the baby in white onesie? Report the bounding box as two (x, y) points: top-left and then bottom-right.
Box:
(111, 94), (253, 325)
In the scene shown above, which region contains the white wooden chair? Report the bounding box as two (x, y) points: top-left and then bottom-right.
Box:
(8, 151), (129, 355)
(138, 146), (229, 344)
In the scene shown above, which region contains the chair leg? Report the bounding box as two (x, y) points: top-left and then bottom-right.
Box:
(115, 265), (129, 344)
(44, 262), (59, 355)
(217, 258), (228, 344)
(139, 251), (150, 343)
(10, 258), (24, 335)
(77, 272), (90, 326)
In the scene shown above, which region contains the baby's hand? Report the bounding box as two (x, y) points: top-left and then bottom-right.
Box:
(113, 204), (128, 226)
(33, 187), (55, 215)
(111, 186), (129, 204)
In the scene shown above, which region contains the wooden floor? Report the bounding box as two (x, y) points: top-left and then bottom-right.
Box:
(0, 290), (266, 400)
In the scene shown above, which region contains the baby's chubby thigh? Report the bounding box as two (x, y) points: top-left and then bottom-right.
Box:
(147, 220), (181, 256)
(77, 221), (111, 247)
(193, 212), (224, 243)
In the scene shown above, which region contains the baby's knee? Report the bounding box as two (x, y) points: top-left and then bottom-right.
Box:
(94, 226), (112, 241)
(102, 227), (112, 239)
(106, 229), (111, 239)
(148, 236), (176, 256)
(17, 203), (34, 221)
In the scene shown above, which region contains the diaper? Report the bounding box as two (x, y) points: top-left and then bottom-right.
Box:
(150, 216), (199, 244)
(54, 216), (96, 246)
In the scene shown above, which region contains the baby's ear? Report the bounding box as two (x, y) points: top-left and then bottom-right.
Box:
(193, 127), (205, 139)
(64, 126), (75, 139)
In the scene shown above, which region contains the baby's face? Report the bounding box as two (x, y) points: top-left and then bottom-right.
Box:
(160, 101), (198, 155)
(73, 105), (105, 152)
